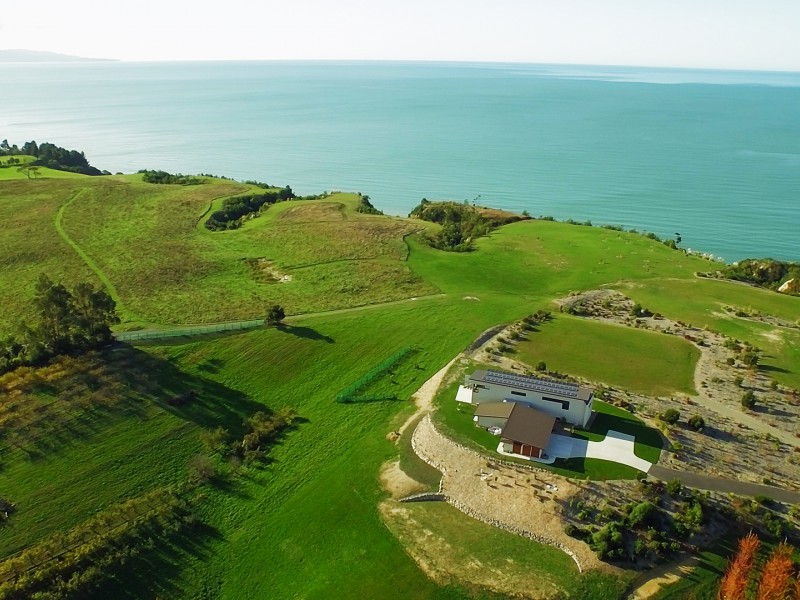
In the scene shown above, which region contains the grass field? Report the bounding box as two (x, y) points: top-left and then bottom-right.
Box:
(2, 176), (800, 599)
(0, 156), (86, 180)
(0, 176), (435, 330)
(515, 315), (700, 396)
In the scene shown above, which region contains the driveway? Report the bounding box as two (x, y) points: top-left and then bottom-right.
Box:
(498, 430), (653, 473)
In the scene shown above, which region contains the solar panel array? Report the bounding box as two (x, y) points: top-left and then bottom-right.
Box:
(483, 370), (580, 399)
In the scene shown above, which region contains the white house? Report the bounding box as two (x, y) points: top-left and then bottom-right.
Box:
(473, 401), (556, 459)
(458, 369), (594, 428)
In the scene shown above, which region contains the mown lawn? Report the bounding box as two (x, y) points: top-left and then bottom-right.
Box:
(514, 315), (700, 396)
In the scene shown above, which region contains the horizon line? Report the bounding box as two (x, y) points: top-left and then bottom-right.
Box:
(2, 53), (800, 75)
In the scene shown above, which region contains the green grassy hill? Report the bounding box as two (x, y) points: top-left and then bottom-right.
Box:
(1, 174), (799, 599)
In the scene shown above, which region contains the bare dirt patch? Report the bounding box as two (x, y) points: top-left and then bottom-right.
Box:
(380, 460), (428, 499)
(379, 501), (567, 599)
(278, 202), (345, 222)
(243, 257), (292, 283)
(628, 555), (701, 600)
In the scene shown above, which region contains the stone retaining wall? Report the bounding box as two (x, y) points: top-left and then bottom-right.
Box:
(411, 414), (592, 572)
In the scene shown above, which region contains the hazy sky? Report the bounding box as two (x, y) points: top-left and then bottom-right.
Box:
(1, 0), (798, 70)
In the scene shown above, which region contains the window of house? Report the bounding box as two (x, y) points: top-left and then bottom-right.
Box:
(510, 390), (526, 396)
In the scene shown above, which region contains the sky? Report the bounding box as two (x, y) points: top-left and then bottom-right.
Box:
(1, 0), (799, 71)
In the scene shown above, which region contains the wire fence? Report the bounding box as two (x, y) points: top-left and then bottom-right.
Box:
(116, 319), (265, 342)
(336, 347), (414, 403)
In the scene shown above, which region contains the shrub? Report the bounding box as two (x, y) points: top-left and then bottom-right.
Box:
(628, 501), (657, 528)
(666, 479), (683, 497)
(536, 361), (547, 372)
(659, 408), (681, 425)
(742, 390), (757, 410)
(688, 415), (705, 431)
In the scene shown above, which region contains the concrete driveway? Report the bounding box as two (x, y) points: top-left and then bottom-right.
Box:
(498, 430), (653, 473)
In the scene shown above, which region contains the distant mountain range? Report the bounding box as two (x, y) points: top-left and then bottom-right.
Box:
(0, 49), (116, 63)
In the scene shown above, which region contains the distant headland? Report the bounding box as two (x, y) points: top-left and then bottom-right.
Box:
(0, 49), (116, 63)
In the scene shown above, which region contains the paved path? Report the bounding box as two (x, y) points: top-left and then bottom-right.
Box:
(649, 465), (800, 504)
(500, 431), (653, 472)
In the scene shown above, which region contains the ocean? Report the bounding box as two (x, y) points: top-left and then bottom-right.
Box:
(2, 60), (799, 262)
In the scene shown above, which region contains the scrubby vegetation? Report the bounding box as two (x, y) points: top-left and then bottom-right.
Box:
(409, 199), (528, 251)
(205, 187), (295, 230)
(565, 480), (709, 565)
(717, 258), (800, 293)
(0, 139), (104, 175)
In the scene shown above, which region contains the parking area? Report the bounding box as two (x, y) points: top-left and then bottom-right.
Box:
(498, 430), (653, 473)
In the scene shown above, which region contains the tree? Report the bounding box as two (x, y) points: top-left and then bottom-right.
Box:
(535, 361), (547, 372)
(265, 305), (286, 326)
(16, 164), (41, 179)
(718, 532), (760, 600)
(741, 390), (757, 410)
(755, 543), (793, 600)
(628, 501), (656, 528)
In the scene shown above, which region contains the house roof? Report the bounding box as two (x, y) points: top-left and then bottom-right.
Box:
(470, 369), (593, 403)
(473, 401), (516, 419)
(500, 404), (556, 449)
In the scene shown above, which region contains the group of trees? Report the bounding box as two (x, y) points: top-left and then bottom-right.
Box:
(718, 533), (798, 600)
(720, 258), (800, 293)
(138, 169), (203, 185)
(355, 194), (383, 215)
(0, 139), (104, 176)
(205, 187), (295, 231)
(0, 487), (191, 599)
(409, 199), (527, 252)
(0, 275), (119, 375)
(566, 480), (707, 563)
(200, 407), (298, 468)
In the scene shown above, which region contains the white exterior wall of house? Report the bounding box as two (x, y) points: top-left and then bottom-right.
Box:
(474, 415), (508, 430)
(465, 373), (593, 427)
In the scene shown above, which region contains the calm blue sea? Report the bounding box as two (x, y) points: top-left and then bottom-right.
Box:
(2, 61), (799, 262)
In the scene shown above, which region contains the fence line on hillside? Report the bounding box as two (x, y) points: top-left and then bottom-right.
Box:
(336, 347), (414, 403)
(116, 319), (264, 342)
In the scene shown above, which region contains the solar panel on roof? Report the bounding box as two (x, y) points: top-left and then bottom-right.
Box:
(484, 370), (580, 398)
